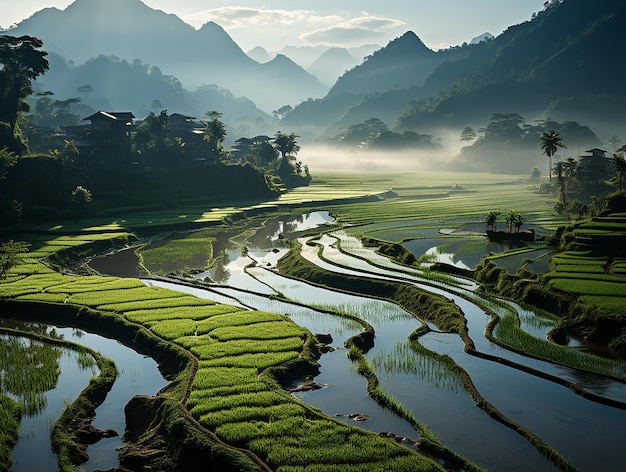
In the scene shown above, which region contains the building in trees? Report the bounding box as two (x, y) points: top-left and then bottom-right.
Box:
(578, 148), (612, 180)
(82, 111), (135, 156)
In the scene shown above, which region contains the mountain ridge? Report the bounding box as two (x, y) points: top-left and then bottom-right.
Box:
(9, 0), (327, 112)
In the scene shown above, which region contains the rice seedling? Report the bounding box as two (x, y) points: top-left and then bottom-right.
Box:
(199, 351), (300, 369)
(192, 337), (304, 359)
(493, 307), (626, 379)
(208, 321), (306, 342)
(123, 304), (241, 324)
(139, 231), (214, 274)
(68, 286), (184, 307)
(189, 391), (289, 416)
(198, 403), (306, 429)
(97, 295), (216, 312)
(193, 367), (259, 389)
(371, 341), (465, 394)
(547, 278), (625, 296)
(0, 335), (62, 416)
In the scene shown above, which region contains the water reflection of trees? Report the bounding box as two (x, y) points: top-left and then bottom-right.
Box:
(246, 214), (305, 249)
(209, 251), (232, 284)
(0, 335), (61, 415)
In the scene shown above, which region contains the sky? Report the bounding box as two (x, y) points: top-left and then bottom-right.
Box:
(1, 0), (546, 52)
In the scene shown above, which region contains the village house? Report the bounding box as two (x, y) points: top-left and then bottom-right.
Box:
(81, 111), (135, 156)
(578, 148), (612, 180)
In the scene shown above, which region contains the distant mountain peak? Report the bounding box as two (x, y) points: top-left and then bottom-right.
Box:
(247, 46), (272, 64)
(470, 32), (494, 44)
(395, 31), (431, 50)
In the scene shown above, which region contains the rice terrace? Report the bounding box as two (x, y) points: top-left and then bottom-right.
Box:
(2, 0), (626, 470)
(2, 169), (626, 472)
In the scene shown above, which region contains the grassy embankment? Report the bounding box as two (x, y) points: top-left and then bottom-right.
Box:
(475, 214), (626, 357)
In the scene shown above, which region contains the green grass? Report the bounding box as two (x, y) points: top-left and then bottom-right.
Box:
(140, 230), (215, 274)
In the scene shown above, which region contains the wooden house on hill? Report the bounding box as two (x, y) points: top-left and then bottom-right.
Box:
(81, 111), (135, 156)
(578, 148), (612, 179)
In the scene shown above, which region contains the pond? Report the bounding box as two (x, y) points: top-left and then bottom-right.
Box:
(1, 320), (168, 472)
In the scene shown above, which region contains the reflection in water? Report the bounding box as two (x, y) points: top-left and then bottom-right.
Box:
(423, 246), (471, 270)
(208, 250), (234, 284)
(371, 341), (465, 394)
(2, 321), (168, 472)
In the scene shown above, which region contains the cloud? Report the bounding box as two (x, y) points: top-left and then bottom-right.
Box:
(182, 7), (406, 48)
(301, 16), (407, 46)
(183, 7), (342, 30)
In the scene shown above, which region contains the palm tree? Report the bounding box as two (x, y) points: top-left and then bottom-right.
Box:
(511, 210), (524, 233)
(610, 153), (626, 194)
(484, 210), (501, 232)
(540, 130), (566, 184)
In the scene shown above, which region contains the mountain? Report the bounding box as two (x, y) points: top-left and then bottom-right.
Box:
(283, 0), (626, 143)
(247, 46), (272, 64)
(307, 48), (357, 87)
(32, 52), (273, 141)
(9, 0), (328, 112)
(423, 0), (626, 130)
(282, 32), (465, 138)
(469, 33), (493, 44)
(328, 32), (445, 98)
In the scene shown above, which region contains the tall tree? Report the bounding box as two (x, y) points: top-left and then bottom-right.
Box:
(0, 35), (49, 152)
(273, 131), (300, 161)
(540, 130), (566, 184)
(0, 146), (17, 180)
(201, 111), (227, 162)
(484, 210), (501, 231)
(460, 126), (477, 144)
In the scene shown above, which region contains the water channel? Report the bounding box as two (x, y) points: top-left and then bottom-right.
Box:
(1, 320), (168, 472)
(34, 210), (626, 471)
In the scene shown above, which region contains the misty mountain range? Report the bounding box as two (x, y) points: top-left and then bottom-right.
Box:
(6, 0), (626, 151)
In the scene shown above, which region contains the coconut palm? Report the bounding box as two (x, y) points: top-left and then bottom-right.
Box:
(540, 130), (566, 184)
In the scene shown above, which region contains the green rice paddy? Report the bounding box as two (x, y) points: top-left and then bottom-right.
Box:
(1, 171), (625, 471)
